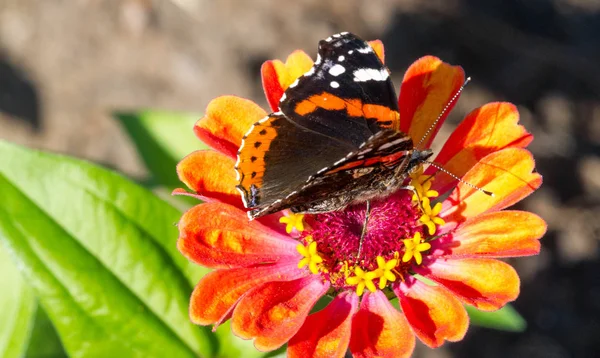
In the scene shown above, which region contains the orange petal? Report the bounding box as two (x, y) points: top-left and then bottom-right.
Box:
(395, 278), (468, 348)
(398, 56), (465, 148)
(231, 276), (330, 351)
(189, 261), (306, 326)
(176, 150), (241, 207)
(194, 96), (267, 158)
(178, 202), (297, 269)
(288, 291), (358, 358)
(262, 50), (314, 111)
(417, 258), (520, 311)
(368, 40), (385, 63)
(435, 210), (546, 258)
(349, 290), (415, 358)
(430, 102), (533, 195)
(440, 148), (542, 225)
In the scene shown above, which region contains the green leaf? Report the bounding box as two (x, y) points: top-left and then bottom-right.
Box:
(114, 111), (270, 356)
(0, 245), (67, 358)
(0, 245), (37, 358)
(466, 304), (527, 332)
(23, 305), (68, 358)
(114, 110), (206, 190)
(213, 321), (267, 358)
(0, 140), (216, 357)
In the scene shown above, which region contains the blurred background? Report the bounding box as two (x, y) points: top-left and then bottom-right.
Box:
(1, 0), (599, 357)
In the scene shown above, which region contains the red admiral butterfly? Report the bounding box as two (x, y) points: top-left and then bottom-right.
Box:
(235, 32), (434, 220)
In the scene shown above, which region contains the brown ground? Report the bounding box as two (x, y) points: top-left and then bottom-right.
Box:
(1, 0), (599, 357)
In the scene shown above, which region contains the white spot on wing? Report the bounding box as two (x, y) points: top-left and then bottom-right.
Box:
(357, 46), (373, 54)
(377, 137), (409, 150)
(338, 55), (345, 62)
(330, 81), (339, 88)
(237, 186), (248, 207)
(304, 67), (315, 76)
(289, 78), (300, 88)
(348, 50), (354, 54)
(326, 36), (333, 42)
(333, 33), (341, 38)
(340, 31), (349, 35)
(315, 54), (322, 65)
(329, 64), (346, 76)
(279, 93), (286, 102)
(286, 190), (298, 198)
(334, 158), (346, 165)
(353, 68), (389, 82)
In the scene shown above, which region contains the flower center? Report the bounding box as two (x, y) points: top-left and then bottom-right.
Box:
(300, 191), (421, 288)
(292, 167), (445, 295)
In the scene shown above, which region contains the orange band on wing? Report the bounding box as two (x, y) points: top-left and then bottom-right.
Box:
(326, 150), (411, 175)
(237, 119), (279, 191)
(294, 92), (399, 130)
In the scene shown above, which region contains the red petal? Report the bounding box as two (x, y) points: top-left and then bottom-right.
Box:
(430, 102), (533, 195)
(398, 56), (465, 148)
(178, 202), (297, 269)
(395, 278), (468, 348)
(417, 258), (520, 311)
(434, 210), (546, 258)
(349, 290), (415, 358)
(189, 261), (306, 326)
(262, 51), (314, 111)
(261, 60), (286, 112)
(231, 276), (330, 351)
(176, 150), (241, 207)
(441, 148), (542, 226)
(288, 291), (358, 358)
(194, 96), (267, 158)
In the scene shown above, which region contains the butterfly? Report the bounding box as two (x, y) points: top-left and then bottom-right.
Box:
(235, 32), (433, 220)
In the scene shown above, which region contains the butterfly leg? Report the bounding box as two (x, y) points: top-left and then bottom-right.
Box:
(357, 200), (371, 260)
(399, 185), (425, 212)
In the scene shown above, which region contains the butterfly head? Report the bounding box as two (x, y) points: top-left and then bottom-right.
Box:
(407, 148), (433, 175)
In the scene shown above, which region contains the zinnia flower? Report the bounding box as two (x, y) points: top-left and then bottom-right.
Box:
(176, 37), (546, 358)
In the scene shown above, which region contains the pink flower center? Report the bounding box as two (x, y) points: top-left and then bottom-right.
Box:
(300, 190), (423, 290)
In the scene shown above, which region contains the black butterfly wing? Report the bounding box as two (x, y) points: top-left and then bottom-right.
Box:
(237, 32), (405, 219)
(235, 112), (355, 210)
(278, 32), (400, 147)
(247, 129), (415, 218)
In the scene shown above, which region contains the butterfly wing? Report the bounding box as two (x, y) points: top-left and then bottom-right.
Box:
(247, 129), (416, 218)
(235, 112), (355, 210)
(278, 32), (400, 147)
(237, 32), (405, 219)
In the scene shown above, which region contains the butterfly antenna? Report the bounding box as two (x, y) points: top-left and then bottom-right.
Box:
(424, 161), (495, 197)
(357, 200), (371, 260)
(415, 77), (471, 149)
